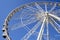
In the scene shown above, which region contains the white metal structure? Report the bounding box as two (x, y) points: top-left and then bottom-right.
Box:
(2, 2), (60, 40)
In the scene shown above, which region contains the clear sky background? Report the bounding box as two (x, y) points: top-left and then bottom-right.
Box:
(0, 0), (60, 40)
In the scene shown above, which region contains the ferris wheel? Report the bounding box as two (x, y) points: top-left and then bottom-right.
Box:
(2, 2), (60, 40)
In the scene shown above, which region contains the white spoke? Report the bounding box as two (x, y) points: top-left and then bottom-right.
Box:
(37, 17), (46, 40)
(45, 4), (48, 12)
(10, 17), (37, 30)
(14, 12), (37, 20)
(51, 17), (60, 27)
(49, 3), (56, 12)
(15, 14), (35, 20)
(51, 9), (60, 17)
(26, 5), (39, 13)
(22, 16), (36, 24)
(50, 17), (60, 31)
(21, 21), (41, 40)
(46, 17), (49, 40)
(26, 5), (43, 17)
(49, 17), (60, 33)
(48, 13), (60, 21)
(35, 3), (44, 13)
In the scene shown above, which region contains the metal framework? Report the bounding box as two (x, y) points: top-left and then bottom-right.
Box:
(2, 2), (60, 40)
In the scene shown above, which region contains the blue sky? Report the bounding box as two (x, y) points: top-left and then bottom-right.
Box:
(0, 0), (60, 40)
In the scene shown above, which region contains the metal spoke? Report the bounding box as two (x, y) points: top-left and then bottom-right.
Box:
(45, 4), (48, 12)
(26, 5), (43, 17)
(37, 17), (46, 40)
(49, 17), (60, 33)
(26, 5), (39, 13)
(21, 21), (41, 40)
(51, 17), (60, 27)
(46, 17), (49, 40)
(25, 5), (45, 20)
(49, 3), (56, 12)
(51, 9), (60, 17)
(35, 2), (44, 13)
(10, 17), (37, 30)
(50, 17), (60, 30)
(48, 13), (60, 21)
(14, 14), (36, 20)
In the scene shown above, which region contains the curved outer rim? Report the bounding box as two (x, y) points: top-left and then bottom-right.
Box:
(2, 1), (60, 40)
